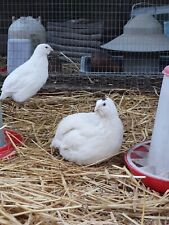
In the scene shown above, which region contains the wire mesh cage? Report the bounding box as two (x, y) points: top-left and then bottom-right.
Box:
(0, 0), (169, 90)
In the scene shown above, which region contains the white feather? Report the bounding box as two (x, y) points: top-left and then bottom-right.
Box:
(0, 43), (53, 102)
(51, 97), (124, 165)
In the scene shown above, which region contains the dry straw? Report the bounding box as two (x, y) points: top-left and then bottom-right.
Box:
(0, 89), (168, 225)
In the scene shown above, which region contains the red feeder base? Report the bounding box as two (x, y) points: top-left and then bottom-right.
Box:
(0, 129), (23, 159)
(125, 141), (169, 194)
(0, 67), (7, 74)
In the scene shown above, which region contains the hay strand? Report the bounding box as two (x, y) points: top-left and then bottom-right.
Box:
(0, 90), (167, 224)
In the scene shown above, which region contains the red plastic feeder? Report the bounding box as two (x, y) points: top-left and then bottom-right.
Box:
(124, 66), (169, 194)
(0, 129), (23, 159)
(125, 141), (169, 194)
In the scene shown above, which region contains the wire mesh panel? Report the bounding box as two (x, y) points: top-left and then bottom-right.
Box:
(0, 0), (169, 89)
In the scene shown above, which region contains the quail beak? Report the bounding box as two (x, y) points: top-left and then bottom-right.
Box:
(94, 105), (99, 112)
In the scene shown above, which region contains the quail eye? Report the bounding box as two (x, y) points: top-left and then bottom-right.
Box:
(103, 102), (106, 106)
(45, 46), (48, 49)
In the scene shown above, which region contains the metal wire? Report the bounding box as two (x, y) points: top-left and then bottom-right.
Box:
(0, 1), (169, 78)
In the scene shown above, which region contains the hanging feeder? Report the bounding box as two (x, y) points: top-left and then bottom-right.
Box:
(101, 14), (169, 73)
(125, 65), (169, 193)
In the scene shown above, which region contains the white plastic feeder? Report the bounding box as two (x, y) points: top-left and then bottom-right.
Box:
(125, 66), (169, 193)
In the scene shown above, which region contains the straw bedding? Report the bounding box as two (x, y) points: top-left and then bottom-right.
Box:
(0, 89), (169, 225)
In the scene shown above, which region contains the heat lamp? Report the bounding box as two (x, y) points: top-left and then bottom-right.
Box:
(125, 66), (169, 193)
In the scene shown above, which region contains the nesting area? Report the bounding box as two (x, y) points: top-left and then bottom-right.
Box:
(0, 89), (169, 225)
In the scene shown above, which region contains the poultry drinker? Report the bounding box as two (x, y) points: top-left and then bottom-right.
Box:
(125, 66), (169, 193)
(0, 104), (23, 159)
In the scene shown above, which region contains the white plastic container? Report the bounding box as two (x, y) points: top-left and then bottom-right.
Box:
(148, 66), (169, 175)
(164, 21), (169, 37)
(7, 16), (46, 73)
(7, 39), (32, 73)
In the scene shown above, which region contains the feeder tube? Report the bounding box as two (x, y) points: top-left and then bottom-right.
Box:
(148, 67), (169, 174)
(0, 104), (6, 146)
